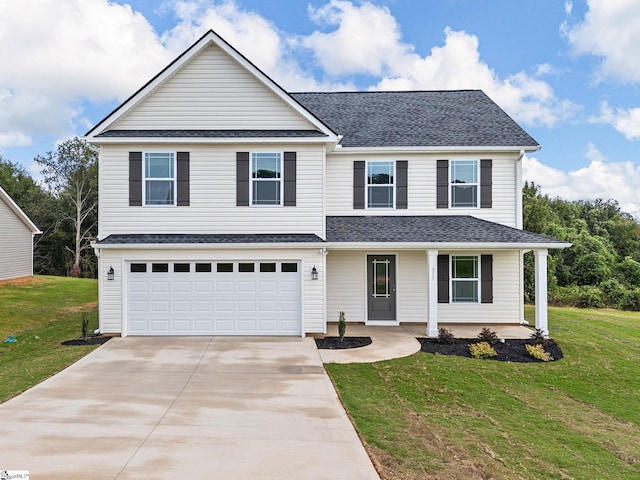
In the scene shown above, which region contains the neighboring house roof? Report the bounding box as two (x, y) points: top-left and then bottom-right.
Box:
(326, 216), (569, 248)
(96, 233), (324, 245)
(0, 185), (41, 234)
(291, 90), (539, 150)
(95, 129), (327, 138)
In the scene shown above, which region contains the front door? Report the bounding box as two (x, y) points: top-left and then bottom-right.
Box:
(367, 255), (396, 322)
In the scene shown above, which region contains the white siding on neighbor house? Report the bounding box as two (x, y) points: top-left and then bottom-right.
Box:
(438, 250), (522, 324)
(0, 197), (34, 281)
(326, 249), (522, 325)
(111, 45), (314, 131)
(326, 250), (428, 323)
(98, 247), (325, 335)
(99, 143), (324, 236)
(326, 152), (519, 227)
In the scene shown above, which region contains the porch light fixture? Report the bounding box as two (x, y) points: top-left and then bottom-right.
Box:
(107, 266), (115, 281)
(311, 265), (318, 280)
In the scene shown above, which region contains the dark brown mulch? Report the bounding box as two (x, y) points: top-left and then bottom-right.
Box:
(61, 336), (112, 346)
(417, 338), (563, 363)
(315, 336), (372, 350)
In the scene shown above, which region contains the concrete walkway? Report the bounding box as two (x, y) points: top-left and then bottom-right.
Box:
(318, 323), (534, 363)
(0, 337), (380, 480)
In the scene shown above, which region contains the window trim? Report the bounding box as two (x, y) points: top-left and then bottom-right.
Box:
(143, 151), (177, 207)
(450, 255), (480, 304)
(250, 151), (284, 207)
(365, 160), (396, 209)
(449, 159), (479, 209)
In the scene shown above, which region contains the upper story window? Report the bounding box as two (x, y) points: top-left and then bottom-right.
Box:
(367, 161), (395, 208)
(451, 255), (479, 303)
(144, 152), (175, 206)
(251, 152), (282, 206)
(450, 159), (478, 208)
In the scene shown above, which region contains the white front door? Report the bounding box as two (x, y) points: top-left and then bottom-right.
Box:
(127, 261), (301, 335)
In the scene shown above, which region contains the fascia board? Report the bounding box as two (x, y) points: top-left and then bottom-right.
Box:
(89, 136), (335, 145)
(0, 186), (41, 234)
(326, 241), (571, 250)
(86, 30), (338, 142)
(92, 242), (327, 250)
(330, 145), (541, 154)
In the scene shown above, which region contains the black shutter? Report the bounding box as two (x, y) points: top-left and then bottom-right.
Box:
(236, 152), (250, 206)
(480, 159), (492, 208)
(437, 254), (450, 303)
(129, 152), (142, 206)
(396, 160), (408, 209)
(353, 161), (365, 209)
(436, 160), (448, 208)
(481, 254), (493, 303)
(284, 151), (296, 206)
(177, 152), (190, 206)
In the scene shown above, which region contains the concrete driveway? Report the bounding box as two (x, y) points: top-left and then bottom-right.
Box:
(0, 337), (380, 479)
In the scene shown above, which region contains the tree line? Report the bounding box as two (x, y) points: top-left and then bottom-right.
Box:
(1, 142), (639, 311)
(0, 138), (97, 278)
(523, 182), (640, 310)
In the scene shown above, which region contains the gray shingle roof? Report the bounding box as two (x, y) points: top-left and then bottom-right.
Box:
(97, 233), (324, 245)
(291, 90), (539, 148)
(96, 130), (327, 138)
(326, 216), (566, 245)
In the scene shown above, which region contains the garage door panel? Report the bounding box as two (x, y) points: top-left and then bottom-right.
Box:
(128, 261), (301, 336)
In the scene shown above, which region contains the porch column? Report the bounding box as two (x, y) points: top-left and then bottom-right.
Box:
(427, 249), (439, 337)
(534, 249), (549, 336)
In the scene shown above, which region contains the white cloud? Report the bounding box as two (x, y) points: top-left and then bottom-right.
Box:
(591, 101), (640, 140)
(564, 0), (640, 83)
(523, 146), (640, 219)
(300, 2), (576, 127)
(0, 0), (169, 148)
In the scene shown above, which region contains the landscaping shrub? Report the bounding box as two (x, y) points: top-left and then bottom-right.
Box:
(469, 342), (497, 359)
(338, 311), (346, 342)
(437, 328), (455, 344)
(529, 328), (546, 344)
(477, 327), (498, 345)
(526, 343), (553, 362)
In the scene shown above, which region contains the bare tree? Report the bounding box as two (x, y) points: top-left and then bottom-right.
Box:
(35, 138), (98, 277)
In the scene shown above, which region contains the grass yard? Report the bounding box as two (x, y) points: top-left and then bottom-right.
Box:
(0, 276), (99, 403)
(326, 307), (640, 480)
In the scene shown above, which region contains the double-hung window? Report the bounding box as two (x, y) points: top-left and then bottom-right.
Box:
(251, 152), (282, 206)
(450, 159), (478, 208)
(144, 152), (175, 206)
(451, 255), (479, 303)
(367, 161), (394, 208)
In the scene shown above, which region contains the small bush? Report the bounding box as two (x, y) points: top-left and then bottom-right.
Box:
(338, 311), (347, 342)
(81, 315), (90, 340)
(549, 284), (580, 307)
(599, 279), (626, 307)
(576, 285), (604, 308)
(526, 343), (553, 362)
(469, 342), (497, 359)
(529, 328), (546, 344)
(477, 327), (499, 345)
(437, 328), (455, 344)
(619, 288), (640, 312)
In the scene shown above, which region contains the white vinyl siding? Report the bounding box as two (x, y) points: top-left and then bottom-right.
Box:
(99, 144), (324, 236)
(0, 197), (34, 281)
(326, 152), (519, 227)
(111, 45), (313, 131)
(98, 248), (325, 336)
(438, 250), (521, 324)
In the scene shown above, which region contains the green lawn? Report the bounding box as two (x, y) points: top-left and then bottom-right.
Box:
(326, 307), (640, 480)
(0, 276), (99, 403)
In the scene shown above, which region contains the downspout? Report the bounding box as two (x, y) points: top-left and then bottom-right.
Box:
(93, 243), (102, 335)
(516, 149), (525, 325)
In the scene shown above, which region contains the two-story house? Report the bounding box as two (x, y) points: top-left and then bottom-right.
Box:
(87, 30), (569, 338)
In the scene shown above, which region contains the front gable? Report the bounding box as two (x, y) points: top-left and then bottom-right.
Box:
(87, 31), (336, 142)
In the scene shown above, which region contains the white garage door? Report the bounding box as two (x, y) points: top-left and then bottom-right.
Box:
(127, 261), (301, 336)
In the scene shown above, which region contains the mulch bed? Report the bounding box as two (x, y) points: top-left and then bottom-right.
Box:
(315, 336), (372, 350)
(418, 338), (563, 363)
(61, 336), (112, 346)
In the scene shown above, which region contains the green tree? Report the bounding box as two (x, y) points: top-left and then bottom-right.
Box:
(35, 138), (98, 277)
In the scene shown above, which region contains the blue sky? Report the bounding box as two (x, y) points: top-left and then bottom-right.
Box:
(1, 0), (639, 217)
